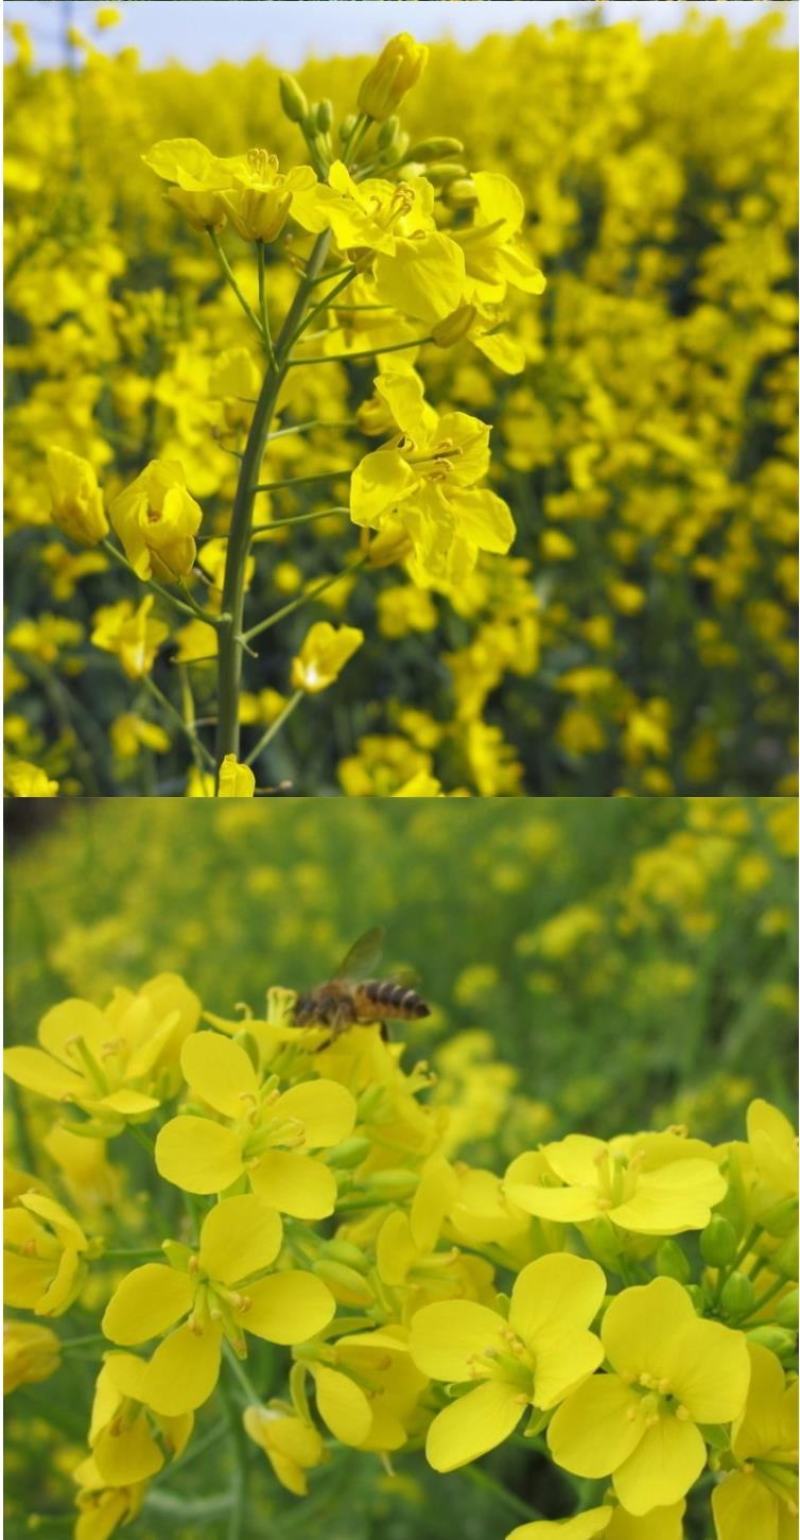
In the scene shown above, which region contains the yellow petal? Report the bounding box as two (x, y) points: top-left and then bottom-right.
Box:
(100, 1089), (159, 1116)
(532, 1328), (605, 1412)
(155, 1115), (244, 1194)
(271, 1080), (356, 1149)
(511, 1254), (606, 1343)
(102, 1264), (195, 1346)
(102, 1352), (148, 1402)
(249, 1150), (336, 1219)
(3, 1046), (85, 1101)
(668, 1316), (750, 1424)
(605, 1501), (685, 1540)
(425, 1380), (523, 1472)
(613, 1415), (706, 1515)
(313, 1365), (372, 1445)
(611, 1160), (726, 1234)
(506, 1511), (612, 1540)
(377, 1210), (417, 1286)
(181, 1033), (259, 1118)
(548, 1374), (645, 1478)
(242, 1270), (334, 1344)
(409, 1299), (506, 1381)
(93, 1411), (164, 1485)
(142, 1323), (222, 1415)
(198, 1194), (282, 1284)
(543, 1135), (606, 1188)
(601, 1278), (695, 1382)
(38, 999), (109, 1065)
(712, 1470), (780, 1540)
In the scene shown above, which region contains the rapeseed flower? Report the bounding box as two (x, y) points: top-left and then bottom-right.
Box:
(46, 448), (108, 546)
(711, 1342), (798, 1540)
(109, 460), (202, 583)
(90, 597), (168, 679)
(290, 622), (364, 693)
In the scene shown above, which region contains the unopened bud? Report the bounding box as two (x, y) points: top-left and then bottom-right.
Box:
(357, 33), (428, 121)
(432, 304), (477, 349)
(746, 1325), (796, 1357)
(445, 178), (479, 209)
(279, 75), (309, 125)
(366, 1169), (418, 1198)
(772, 1231), (799, 1281)
(720, 1271), (755, 1318)
(655, 1239), (691, 1284)
(377, 116), (401, 150)
(316, 99), (333, 134)
(356, 1084), (388, 1120)
(700, 1215), (738, 1268)
(581, 1217), (622, 1273)
(759, 1196), (799, 1239)
(424, 162), (468, 188)
(313, 1260), (374, 1304)
(324, 1239), (369, 1273)
(339, 114), (357, 144)
(325, 1136), (371, 1169)
(407, 137), (464, 162)
(776, 1288), (799, 1328)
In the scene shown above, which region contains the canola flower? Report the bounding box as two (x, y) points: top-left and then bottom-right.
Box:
(5, 13), (795, 797)
(3, 949), (797, 1538)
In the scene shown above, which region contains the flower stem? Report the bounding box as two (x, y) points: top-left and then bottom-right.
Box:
(257, 241), (278, 370)
(251, 468), (351, 495)
(251, 506), (349, 539)
(215, 230), (332, 775)
(244, 689), (303, 767)
(288, 335), (431, 367)
(101, 539), (214, 624)
(210, 229), (265, 340)
(142, 675), (215, 770)
(461, 1464), (542, 1521)
(243, 554), (367, 646)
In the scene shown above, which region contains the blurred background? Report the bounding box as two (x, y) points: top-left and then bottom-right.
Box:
(6, 795), (797, 1153)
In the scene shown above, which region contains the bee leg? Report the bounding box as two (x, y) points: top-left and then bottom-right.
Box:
(378, 1021), (392, 1043)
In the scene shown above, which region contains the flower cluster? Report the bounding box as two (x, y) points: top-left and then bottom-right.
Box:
(4, 954), (797, 1539)
(4, 11), (795, 796)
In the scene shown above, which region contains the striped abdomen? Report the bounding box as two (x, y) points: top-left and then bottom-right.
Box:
(354, 980), (430, 1021)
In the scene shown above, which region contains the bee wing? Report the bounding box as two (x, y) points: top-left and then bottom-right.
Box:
(334, 927), (385, 981)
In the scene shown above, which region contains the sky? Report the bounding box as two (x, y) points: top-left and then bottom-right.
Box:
(5, 0), (797, 69)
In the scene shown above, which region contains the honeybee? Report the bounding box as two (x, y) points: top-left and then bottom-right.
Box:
(293, 928), (430, 1038)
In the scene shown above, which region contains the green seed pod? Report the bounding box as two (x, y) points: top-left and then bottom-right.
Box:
(366, 1169), (418, 1198)
(655, 1239), (691, 1283)
(324, 1136), (371, 1169)
(775, 1287), (799, 1329)
(406, 136), (464, 162)
(746, 1324), (796, 1357)
(279, 74), (309, 125)
(720, 1270), (755, 1318)
(316, 99), (333, 133)
(324, 1239), (370, 1274)
(700, 1215), (738, 1268)
(313, 1260), (374, 1304)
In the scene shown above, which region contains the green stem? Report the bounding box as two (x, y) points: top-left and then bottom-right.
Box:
(461, 1464), (542, 1521)
(243, 555), (366, 645)
(127, 1123), (155, 1153)
(58, 1333), (107, 1351)
(215, 230), (332, 774)
(99, 1247), (164, 1262)
(142, 675), (215, 770)
(252, 468), (351, 494)
(223, 1340), (261, 1405)
(244, 690), (303, 767)
(290, 265), (359, 344)
(266, 417), (356, 440)
(220, 1365), (249, 1540)
(251, 506), (349, 538)
(210, 229), (265, 339)
(733, 1225), (764, 1271)
(288, 335), (431, 367)
(257, 241), (278, 369)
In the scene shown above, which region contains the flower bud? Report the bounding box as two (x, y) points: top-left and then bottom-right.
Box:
(366, 1169), (418, 1198)
(357, 33), (428, 121)
(316, 99), (333, 134)
(46, 447), (108, 546)
(759, 1196), (798, 1238)
(377, 116), (401, 150)
(655, 1239), (691, 1284)
(279, 74), (309, 124)
(720, 1271), (755, 1318)
(313, 1260), (373, 1305)
(432, 304), (477, 349)
(422, 162), (468, 187)
(407, 137), (464, 162)
(772, 1230), (798, 1280)
(324, 1239), (369, 1273)
(746, 1324), (796, 1357)
(339, 114), (357, 144)
(685, 1284), (707, 1313)
(581, 1217), (622, 1272)
(700, 1215), (738, 1268)
(445, 178), (479, 209)
(776, 1288), (799, 1328)
(324, 1136), (371, 1169)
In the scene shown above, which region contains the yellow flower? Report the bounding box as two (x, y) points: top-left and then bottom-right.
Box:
(290, 622), (364, 693)
(4, 1320), (61, 1393)
(91, 596), (168, 679)
(87, 1354), (193, 1486)
(711, 1343), (798, 1540)
(410, 1253), (606, 1471)
(155, 1032), (356, 1216)
(72, 1460), (146, 1540)
(110, 714), (170, 761)
(505, 1130), (726, 1235)
(109, 460), (202, 582)
(102, 1194), (334, 1415)
(46, 447), (108, 546)
(357, 33), (428, 120)
(221, 152), (319, 244)
(94, 7), (121, 28)
(351, 372), (514, 587)
(548, 1277), (751, 1515)
(3, 973), (201, 1133)
(307, 162), (435, 257)
(746, 1098), (798, 1216)
(173, 619), (218, 664)
(243, 1405), (326, 1496)
(143, 139), (321, 238)
(4, 1192), (91, 1317)
(507, 1504), (686, 1540)
(3, 758), (58, 797)
(301, 1326), (428, 1453)
(218, 755), (256, 797)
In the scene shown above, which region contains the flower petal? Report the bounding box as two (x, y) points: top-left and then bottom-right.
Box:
(611, 1160), (726, 1235)
(543, 1135), (607, 1188)
(249, 1150), (336, 1219)
(93, 1412), (164, 1485)
(37, 1000), (109, 1066)
(155, 1115), (244, 1194)
(507, 1512), (612, 1540)
(510, 1254), (606, 1343)
(532, 1327), (605, 1411)
(613, 1415), (706, 1515)
(142, 1323), (222, 1415)
(198, 1194), (282, 1285)
(181, 1033), (259, 1118)
(409, 1299), (506, 1381)
(668, 1317), (750, 1423)
(102, 1264), (195, 1346)
(241, 1270), (335, 1345)
(425, 1380), (523, 1472)
(2, 1046), (85, 1101)
(601, 1277), (696, 1382)
(548, 1374), (645, 1478)
(712, 1470), (780, 1540)
(313, 1365), (372, 1445)
(271, 1079), (356, 1149)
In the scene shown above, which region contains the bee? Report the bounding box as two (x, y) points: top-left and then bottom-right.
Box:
(293, 927), (430, 1038)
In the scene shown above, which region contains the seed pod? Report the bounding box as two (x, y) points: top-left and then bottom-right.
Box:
(366, 1169), (418, 1198)
(279, 74), (309, 125)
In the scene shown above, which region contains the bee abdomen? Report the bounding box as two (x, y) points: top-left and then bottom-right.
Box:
(360, 981), (430, 1019)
